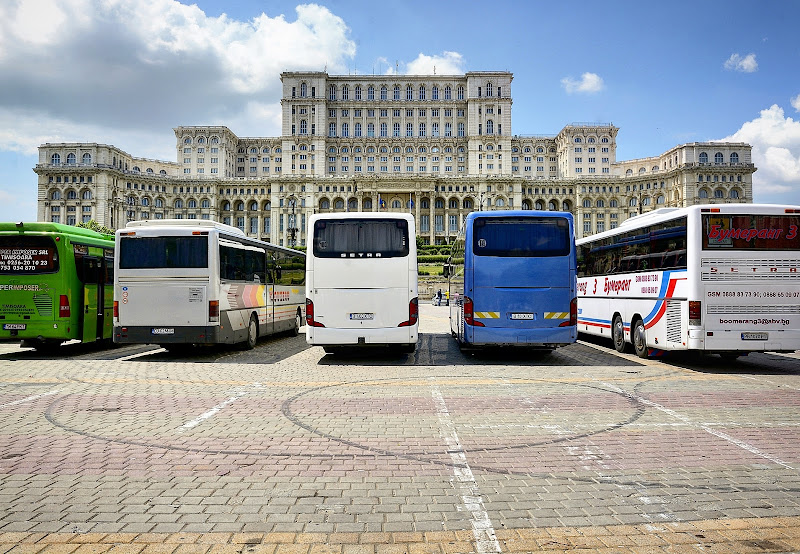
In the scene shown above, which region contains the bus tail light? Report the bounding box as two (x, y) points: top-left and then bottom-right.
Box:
(59, 295), (70, 318)
(305, 298), (325, 327)
(209, 300), (219, 322)
(113, 301), (119, 319)
(398, 298), (418, 327)
(464, 296), (484, 327)
(689, 301), (701, 326)
(560, 297), (578, 327)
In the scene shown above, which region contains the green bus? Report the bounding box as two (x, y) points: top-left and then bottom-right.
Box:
(0, 222), (115, 350)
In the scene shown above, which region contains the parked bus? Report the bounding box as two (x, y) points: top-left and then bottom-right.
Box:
(446, 210), (577, 350)
(0, 222), (115, 350)
(576, 204), (800, 358)
(305, 212), (418, 353)
(114, 220), (305, 350)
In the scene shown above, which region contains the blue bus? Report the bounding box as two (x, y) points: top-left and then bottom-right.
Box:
(446, 210), (577, 350)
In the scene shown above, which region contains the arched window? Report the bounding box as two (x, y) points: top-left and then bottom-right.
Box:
(715, 152), (724, 165)
(457, 86), (464, 100)
(730, 189), (740, 199)
(66, 190), (77, 199)
(629, 198), (638, 207)
(235, 201), (244, 211)
(714, 189), (724, 198)
(583, 199), (591, 208)
(730, 152), (739, 164)
(368, 85), (374, 100)
(463, 199), (473, 209)
(486, 120), (494, 134)
(51, 153), (61, 165)
(141, 197), (150, 206)
(82, 153), (92, 164)
(82, 190), (92, 200)
(355, 122), (362, 137)
(300, 82), (307, 97)
(548, 200), (557, 211)
(348, 199), (358, 210)
(342, 85), (349, 100)
(699, 152), (708, 164)
(328, 84), (336, 100)
(320, 199), (330, 210)
(496, 198), (505, 207)
(341, 122), (349, 137)
(381, 85), (388, 100)
(202, 199), (210, 208)
(449, 199), (458, 209)
(421, 199), (430, 209)
(155, 198), (163, 208)
(392, 200), (401, 209)
(487, 82), (493, 97)
(698, 189), (709, 199)
(562, 201), (572, 211)
(535, 201), (544, 210)
(50, 190), (61, 200)
(393, 85), (400, 100)
(250, 201), (258, 211)
(418, 85), (425, 100)
(188, 199), (197, 208)
(355, 86), (361, 100)
(174, 199), (183, 209)
(363, 198), (373, 209)
(432, 86), (439, 100)
(596, 199), (605, 208)
(609, 199), (618, 208)
(445, 85), (452, 100)
(435, 199), (444, 209)
(335, 199), (345, 209)
(406, 84), (413, 100)
(656, 195), (665, 205)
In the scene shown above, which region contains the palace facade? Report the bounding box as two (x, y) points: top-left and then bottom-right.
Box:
(35, 71), (756, 243)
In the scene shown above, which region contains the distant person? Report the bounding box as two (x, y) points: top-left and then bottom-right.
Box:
(445, 290), (450, 306)
(436, 289), (443, 306)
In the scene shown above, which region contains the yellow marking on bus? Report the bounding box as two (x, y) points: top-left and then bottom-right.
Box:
(544, 312), (570, 319)
(474, 311), (500, 319)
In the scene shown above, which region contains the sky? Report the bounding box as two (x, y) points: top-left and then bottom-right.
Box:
(1, 0), (799, 222)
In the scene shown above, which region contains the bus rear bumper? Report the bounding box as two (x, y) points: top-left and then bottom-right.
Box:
(0, 321), (75, 343)
(688, 329), (800, 353)
(114, 325), (221, 345)
(306, 326), (418, 346)
(468, 326), (577, 348)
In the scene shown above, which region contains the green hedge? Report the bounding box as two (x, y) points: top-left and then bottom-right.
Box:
(418, 255), (450, 263)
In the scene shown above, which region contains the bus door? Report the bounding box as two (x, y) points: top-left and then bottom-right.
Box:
(75, 247), (105, 343)
(264, 254), (276, 335)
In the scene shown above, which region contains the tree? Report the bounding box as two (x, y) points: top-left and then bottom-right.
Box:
(77, 220), (115, 236)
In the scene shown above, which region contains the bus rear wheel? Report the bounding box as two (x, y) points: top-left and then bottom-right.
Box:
(632, 319), (648, 359)
(243, 315), (258, 350)
(612, 315), (628, 353)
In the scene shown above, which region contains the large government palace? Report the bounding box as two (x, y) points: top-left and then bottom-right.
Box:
(35, 71), (756, 244)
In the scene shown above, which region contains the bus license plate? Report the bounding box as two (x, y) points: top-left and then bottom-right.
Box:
(3, 324), (26, 330)
(350, 313), (374, 320)
(151, 328), (175, 335)
(510, 313), (534, 320)
(741, 332), (767, 341)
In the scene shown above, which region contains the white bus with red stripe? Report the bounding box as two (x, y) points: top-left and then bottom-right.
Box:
(113, 220), (305, 350)
(305, 213), (418, 354)
(576, 204), (800, 358)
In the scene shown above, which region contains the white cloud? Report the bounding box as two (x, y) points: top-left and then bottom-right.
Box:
(0, 0), (357, 153)
(791, 94), (800, 112)
(377, 52), (465, 76)
(561, 72), (604, 94)
(720, 104), (800, 203)
(724, 53), (758, 73)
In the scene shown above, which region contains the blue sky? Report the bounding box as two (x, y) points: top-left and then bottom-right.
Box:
(1, 0), (799, 222)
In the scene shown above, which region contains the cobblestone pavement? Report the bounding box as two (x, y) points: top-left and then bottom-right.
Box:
(1, 304), (799, 553)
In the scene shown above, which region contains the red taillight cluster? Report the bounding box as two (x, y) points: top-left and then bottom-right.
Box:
(209, 300), (220, 322)
(463, 296), (484, 327)
(59, 295), (70, 317)
(305, 298), (325, 327)
(560, 297), (578, 327)
(689, 300), (701, 326)
(113, 300), (119, 319)
(398, 298), (418, 327)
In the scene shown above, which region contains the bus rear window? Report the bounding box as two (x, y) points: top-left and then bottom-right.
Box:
(119, 236), (208, 268)
(473, 217), (571, 257)
(702, 214), (800, 251)
(0, 236), (59, 274)
(313, 219), (409, 258)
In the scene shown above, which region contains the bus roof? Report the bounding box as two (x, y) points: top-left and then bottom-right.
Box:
(0, 221), (114, 242)
(465, 209), (573, 221)
(310, 212), (414, 221)
(125, 219), (245, 236)
(577, 203), (800, 244)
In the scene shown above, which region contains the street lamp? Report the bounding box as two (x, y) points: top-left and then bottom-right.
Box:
(287, 197), (299, 247)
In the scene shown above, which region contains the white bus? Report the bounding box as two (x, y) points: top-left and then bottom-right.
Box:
(113, 220), (305, 350)
(305, 212), (418, 353)
(576, 204), (800, 359)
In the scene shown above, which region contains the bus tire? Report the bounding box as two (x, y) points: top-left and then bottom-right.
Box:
(290, 310), (301, 336)
(244, 315), (258, 350)
(612, 315), (628, 353)
(632, 319), (648, 359)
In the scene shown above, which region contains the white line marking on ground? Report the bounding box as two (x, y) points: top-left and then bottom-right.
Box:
(429, 378), (501, 554)
(601, 381), (795, 470)
(118, 348), (166, 361)
(179, 383), (263, 431)
(0, 388), (61, 409)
